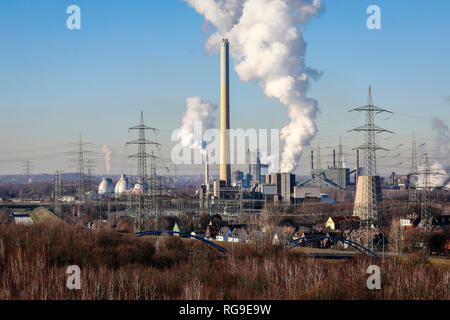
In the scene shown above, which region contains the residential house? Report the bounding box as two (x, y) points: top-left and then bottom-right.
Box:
(216, 227), (232, 242)
(229, 228), (248, 243)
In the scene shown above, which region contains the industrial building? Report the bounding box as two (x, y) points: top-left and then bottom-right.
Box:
(114, 174), (130, 196)
(98, 178), (114, 196)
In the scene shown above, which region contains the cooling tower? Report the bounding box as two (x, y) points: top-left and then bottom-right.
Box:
(220, 39), (231, 186)
(353, 176), (382, 228)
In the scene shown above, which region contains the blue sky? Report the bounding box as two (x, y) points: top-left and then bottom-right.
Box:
(0, 0), (449, 176)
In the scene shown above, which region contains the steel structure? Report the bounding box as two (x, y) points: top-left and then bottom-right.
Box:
(54, 170), (63, 217)
(127, 111), (160, 231)
(408, 133), (419, 205)
(85, 159), (96, 194)
(349, 86), (393, 236)
(288, 235), (377, 257)
(22, 160), (33, 184)
(349, 86), (393, 176)
(66, 134), (95, 201)
(420, 154), (432, 229)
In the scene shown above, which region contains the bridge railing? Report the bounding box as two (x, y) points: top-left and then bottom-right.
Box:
(136, 230), (229, 254)
(288, 235), (377, 257)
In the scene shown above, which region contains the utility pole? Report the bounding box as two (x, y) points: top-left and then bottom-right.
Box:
(127, 111), (160, 231)
(349, 86), (393, 247)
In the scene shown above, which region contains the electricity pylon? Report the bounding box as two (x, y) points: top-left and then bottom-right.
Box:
(349, 86), (393, 177)
(67, 134), (94, 201)
(408, 134), (419, 207)
(349, 86), (393, 247)
(420, 154), (432, 230)
(54, 170), (63, 217)
(23, 160), (33, 184)
(127, 111), (160, 231)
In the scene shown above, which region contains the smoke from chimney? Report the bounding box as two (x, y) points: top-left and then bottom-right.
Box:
(431, 118), (450, 188)
(183, 0), (324, 173)
(178, 96), (217, 151)
(102, 145), (112, 174)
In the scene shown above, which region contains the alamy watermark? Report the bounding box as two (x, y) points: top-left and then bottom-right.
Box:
(171, 122), (280, 173)
(367, 5), (381, 30)
(66, 5), (81, 30)
(66, 265), (81, 290)
(366, 265), (381, 290)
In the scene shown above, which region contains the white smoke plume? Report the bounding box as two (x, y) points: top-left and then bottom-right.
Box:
(431, 118), (450, 188)
(184, 0), (324, 172)
(178, 96), (217, 151)
(102, 145), (112, 174)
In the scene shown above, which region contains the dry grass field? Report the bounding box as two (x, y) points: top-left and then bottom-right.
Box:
(0, 223), (448, 300)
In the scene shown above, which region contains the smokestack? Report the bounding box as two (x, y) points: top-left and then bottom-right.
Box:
(220, 39), (231, 186)
(310, 150), (314, 170)
(333, 149), (336, 169)
(356, 149), (360, 185)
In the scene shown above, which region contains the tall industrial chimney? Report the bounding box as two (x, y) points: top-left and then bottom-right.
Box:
(220, 39), (231, 185)
(333, 149), (336, 169)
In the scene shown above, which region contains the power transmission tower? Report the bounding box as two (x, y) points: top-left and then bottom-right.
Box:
(349, 86), (393, 244)
(85, 159), (96, 193)
(23, 160), (33, 184)
(349, 86), (393, 176)
(408, 133), (419, 206)
(126, 111), (160, 231)
(54, 170), (63, 217)
(67, 134), (94, 201)
(420, 154), (432, 230)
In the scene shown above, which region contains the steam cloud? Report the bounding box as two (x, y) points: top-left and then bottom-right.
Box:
(184, 0), (323, 172)
(178, 96), (217, 151)
(431, 118), (450, 188)
(102, 145), (112, 174)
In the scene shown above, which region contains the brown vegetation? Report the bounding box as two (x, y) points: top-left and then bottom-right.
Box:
(0, 223), (448, 300)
